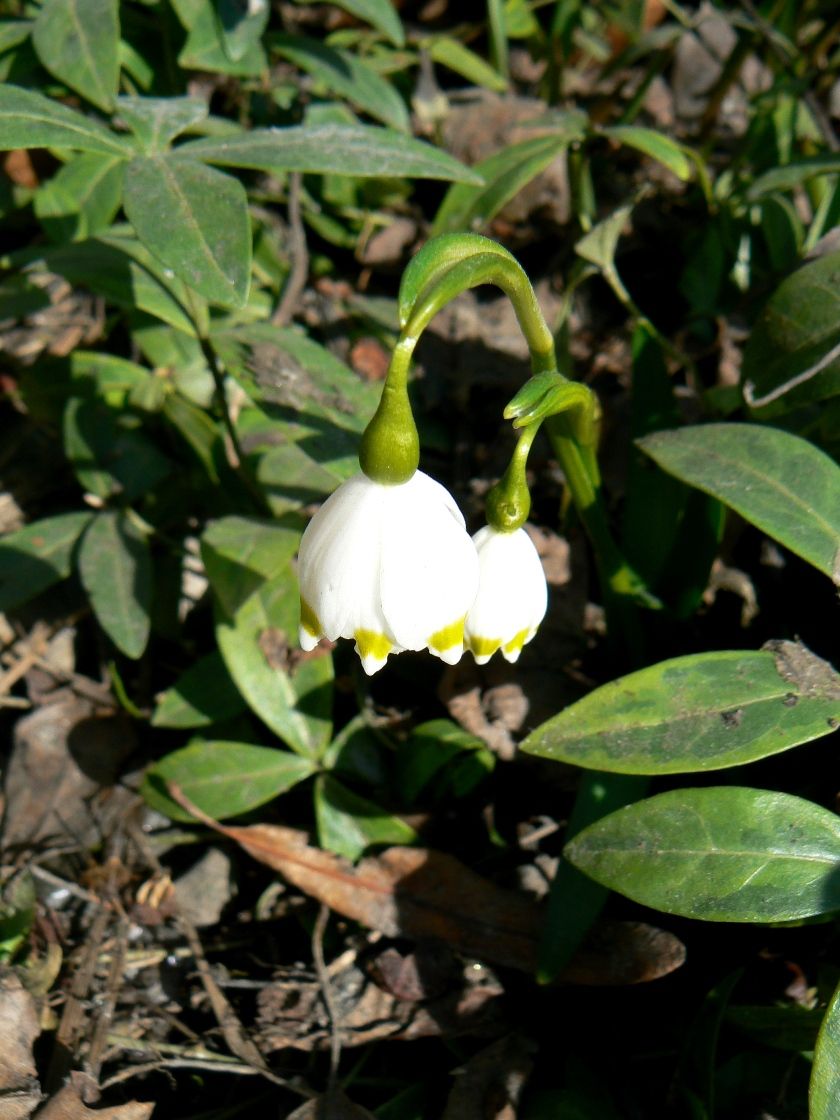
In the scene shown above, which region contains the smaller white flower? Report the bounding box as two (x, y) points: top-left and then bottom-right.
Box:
(465, 526), (548, 664)
(298, 471), (480, 675)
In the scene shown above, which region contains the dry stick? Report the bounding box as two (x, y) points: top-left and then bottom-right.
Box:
(312, 903), (342, 1090)
(125, 821), (309, 1095)
(272, 172), (309, 328)
(86, 916), (129, 1081)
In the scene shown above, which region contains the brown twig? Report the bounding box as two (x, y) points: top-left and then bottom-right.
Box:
(272, 171), (309, 327)
(312, 903), (342, 1089)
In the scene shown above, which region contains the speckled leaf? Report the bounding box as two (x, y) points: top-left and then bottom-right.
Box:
(123, 155), (250, 308)
(522, 645), (840, 775)
(32, 0), (120, 112)
(566, 787), (840, 922)
(639, 424), (840, 585)
(0, 84), (130, 156)
(178, 125), (482, 182)
(116, 96), (209, 154)
(811, 979), (840, 1119)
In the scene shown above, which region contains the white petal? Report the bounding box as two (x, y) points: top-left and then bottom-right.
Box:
(379, 472), (479, 654)
(465, 526), (547, 662)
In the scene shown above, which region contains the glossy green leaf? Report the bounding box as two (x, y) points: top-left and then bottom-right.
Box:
(0, 84), (131, 156)
(63, 397), (172, 502)
(427, 36), (507, 92)
(601, 125), (693, 181)
(116, 96), (209, 154)
(34, 153), (124, 241)
(638, 423), (840, 585)
(202, 515), (301, 616)
(566, 787), (840, 922)
(32, 0), (120, 112)
(727, 1004), (823, 1051)
(78, 511), (152, 659)
(327, 0), (404, 46)
(271, 34), (409, 132)
(431, 133), (569, 236)
(178, 124), (482, 182)
(123, 155), (251, 308)
(522, 645), (840, 775)
(811, 979), (840, 1119)
(152, 651), (246, 728)
(0, 512), (92, 612)
(741, 251), (840, 416)
(143, 740), (315, 821)
(315, 774), (417, 861)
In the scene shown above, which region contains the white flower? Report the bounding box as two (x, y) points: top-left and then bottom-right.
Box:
(465, 526), (548, 664)
(298, 471), (480, 675)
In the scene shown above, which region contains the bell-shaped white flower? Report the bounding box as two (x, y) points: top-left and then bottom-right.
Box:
(465, 525), (547, 664)
(298, 471), (480, 675)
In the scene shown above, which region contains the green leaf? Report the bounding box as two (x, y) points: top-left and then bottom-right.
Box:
(600, 125), (693, 181)
(177, 124), (483, 183)
(727, 1004), (823, 1051)
(397, 718), (491, 803)
(32, 0), (120, 112)
(325, 0), (405, 46)
(115, 96), (209, 154)
(176, 0), (267, 75)
(271, 34), (409, 132)
(522, 646), (840, 775)
(0, 512), (92, 612)
(78, 511), (152, 659)
(748, 155), (840, 201)
(427, 36), (507, 92)
(741, 251), (840, 415)
(0, 21), (33, 54)
(215, 572), (333, 757)
(143, 740), (315, 821)
(0, 84), (131, 157)
(26, 237), (197, 335)
(566, 786), (840, 922)
(811, 979), (840, 1119)
(62, 396), (172, 502)
(34, 152), (124, 241)
(575, 204), (632, 271)
(638, 423), (840, 585)
(218, 0), (270, 62)
(202, 515), (301, 616)
(152, 651), (246, 728)
(314, 774), (417, 861)
(123, 155), (251, 308)
(431, 133), (569, 236)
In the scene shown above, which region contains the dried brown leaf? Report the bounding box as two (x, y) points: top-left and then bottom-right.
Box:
(35, 1086), (153, 1120)
(0, 972), (41, 1120)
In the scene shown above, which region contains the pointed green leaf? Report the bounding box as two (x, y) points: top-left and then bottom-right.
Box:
(522, 645), (840, 775)
(566, 786), (840, 922)
(32, 0), (120, 112)
(575, 205), (633, 271)
(202, 515), (301, 616)
(63, 396), (172, 502)
(152, 651), (246, 728)
(601, 126), (693, 181)
(34, 152), (124, 241)
(143, 740), (315, 821)
(0, 84), (131, 156)
(78, 511), (152, 659)
(327, 0), (404, 46)
(811, 979), (840, 1120)
(638, 423), (840, 585)
(749, 155), (840, 200)
(741, 251), (840, 415)
(177, 124), (483, 182)
(315, 774), (417, 861)
(123, 155), (251, 308)
(115, 96), (209, 154)
(271, 33), (408, 131)
(0, 512), (92, 612)
(431, 133), (570, 236)
(427, 36), (507, 92)
(177, 0), (267, 75)
(218, 0), (270, 62)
